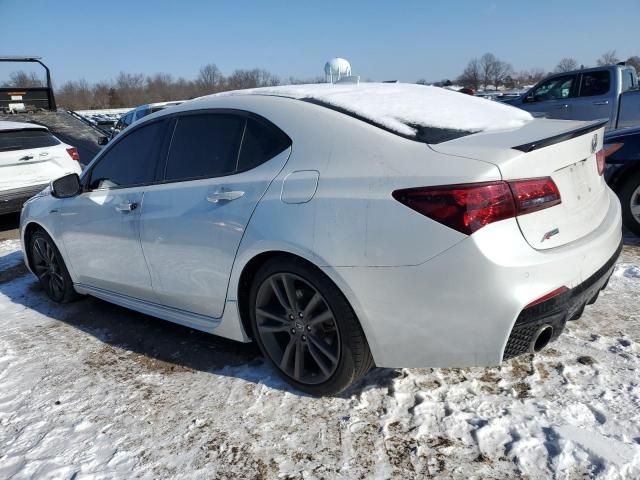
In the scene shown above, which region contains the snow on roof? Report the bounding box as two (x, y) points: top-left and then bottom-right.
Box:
(220, 83), (533, 136)
(0, 121), (47, 131)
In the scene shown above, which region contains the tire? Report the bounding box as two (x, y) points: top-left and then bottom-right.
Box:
(30, 229), (80, 303)
(619, 171), (640, 236)
(249, 257), (373, 396)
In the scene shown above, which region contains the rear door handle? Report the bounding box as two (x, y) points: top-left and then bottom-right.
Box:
(206, 190), (245, 203)
(554, 104), (569, 109)
(115, 201), (138, 213)
(19, 155), (34, 161)
(593, 100), (609, 105)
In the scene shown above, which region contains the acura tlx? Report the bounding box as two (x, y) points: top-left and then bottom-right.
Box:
(20, 83), (622, 395)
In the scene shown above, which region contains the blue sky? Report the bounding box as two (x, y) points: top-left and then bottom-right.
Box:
(1, 0), (639, 85)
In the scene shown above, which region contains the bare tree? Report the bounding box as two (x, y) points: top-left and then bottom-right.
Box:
(457, 58), (482, 90)
(626, 56), (640, 73)
(1, 70), (43, 87)
(56, 79), (93, 110)
(555, 58), (578, 73)
(196, 63), (224, 94)
(479, 53), (498, 90)
(226, 69), (280, 90)
(115, 72), (145, 107)
(491, 60), (513, 89)
(597, 50), (620, 66)
(146, 73), (175, 103)
(92, 82), (112, 109)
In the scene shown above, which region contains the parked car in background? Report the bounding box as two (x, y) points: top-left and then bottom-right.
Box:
(604, 125), (640, 235)
(504, 64), (640, 130)
(102, 101), (185, 143)
(0, 121), (81, 215)
(20, 84), (621, 395)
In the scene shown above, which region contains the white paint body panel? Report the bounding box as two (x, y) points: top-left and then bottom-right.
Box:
(20, 92), (623, 368)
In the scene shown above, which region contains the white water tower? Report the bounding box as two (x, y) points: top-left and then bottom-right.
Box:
(324, 58), (352, 83)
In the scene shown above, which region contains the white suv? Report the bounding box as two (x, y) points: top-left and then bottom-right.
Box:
(0, 121), (82, 215)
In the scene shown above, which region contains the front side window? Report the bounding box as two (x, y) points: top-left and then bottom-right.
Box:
(89, 121), (163, 190)
(0, 130), (60, 152)
(579, 71), (610, 97)
(237, 117), (291, 171)
(531, 75), (576, 101)
(164, 114), (244, 181)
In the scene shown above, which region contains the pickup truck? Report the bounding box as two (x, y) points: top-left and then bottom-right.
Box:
(504, 64), (640, 130)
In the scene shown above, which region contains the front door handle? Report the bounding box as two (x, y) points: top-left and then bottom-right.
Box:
(19, 155), (34, 161)
(115, 201), (138, 213)
(554, 104), (569, 109)
(206, 190), (245, 203)
(593, 100), (609, 105)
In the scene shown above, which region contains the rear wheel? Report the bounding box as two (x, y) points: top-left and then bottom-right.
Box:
(249, 257), (373, 396)
(619, 172), (640, 236)
(30, 230), (79, 303)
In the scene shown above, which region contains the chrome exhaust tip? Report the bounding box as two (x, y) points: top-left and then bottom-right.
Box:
(529, 324), (554, 353)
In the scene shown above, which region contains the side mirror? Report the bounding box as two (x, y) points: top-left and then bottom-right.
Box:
(97, 136), (109, 146)
(51, 173), (81, 198)
(524, 93), (535, 103)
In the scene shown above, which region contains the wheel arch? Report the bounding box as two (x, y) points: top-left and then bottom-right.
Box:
(22, 221), (50, 273)
(609, 161), (640, 192)
(234, 250), (372, 352)
(22, 221), (74, 280)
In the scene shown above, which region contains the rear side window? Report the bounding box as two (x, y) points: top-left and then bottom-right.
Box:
(0, 129), (60, 152)
(164, 114), (244, 181)
(579, 71), (610, 97)
(237, 117), (291, 171)
(89, 121), (163, 189)
(135, 107), (151, 121)
(622, 70), (636, 91)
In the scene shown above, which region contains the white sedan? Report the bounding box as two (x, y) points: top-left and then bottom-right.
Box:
(19, 84), (622, 395)
(1, 121), (82, 215)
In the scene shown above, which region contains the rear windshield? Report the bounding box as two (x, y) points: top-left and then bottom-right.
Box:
(0, 129), (60, 152)
(303, 98), (473, 144)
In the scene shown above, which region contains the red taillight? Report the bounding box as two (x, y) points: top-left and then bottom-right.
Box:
(508, 177), (561, 215)
(525, 286), (569, 308)
(66, 147), (80, 161)
(393, 177), (561, 235)
(595, 149), (605, 176)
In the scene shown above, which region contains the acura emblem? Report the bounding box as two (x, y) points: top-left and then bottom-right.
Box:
(591, 134), (598, 154)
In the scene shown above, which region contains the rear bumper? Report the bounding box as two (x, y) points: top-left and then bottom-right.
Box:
(323, 188), (623, 368)
(503, 240), (622, 359)
(0, 184), (48, 215)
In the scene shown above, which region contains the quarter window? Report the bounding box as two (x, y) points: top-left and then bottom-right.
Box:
(89, 121), (163, 190)
(237, 117), (291, 171)
(579, 71), (610, 97)
(531, 75), (576, 101)
(164, 114), (244, 181)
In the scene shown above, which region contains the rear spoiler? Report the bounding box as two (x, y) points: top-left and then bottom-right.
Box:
(512, 119), (608, 152)
(0, 126), (49, 133)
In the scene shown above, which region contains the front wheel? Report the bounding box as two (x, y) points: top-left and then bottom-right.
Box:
(30, 230), (79, 303)
(249, 257), (373, 396)
(619, 172), (640, 236)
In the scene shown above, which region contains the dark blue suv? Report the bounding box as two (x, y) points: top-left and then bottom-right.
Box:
(604, 125), (640, 235)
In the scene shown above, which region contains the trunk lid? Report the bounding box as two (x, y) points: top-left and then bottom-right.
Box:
(430, 118), (609, 250)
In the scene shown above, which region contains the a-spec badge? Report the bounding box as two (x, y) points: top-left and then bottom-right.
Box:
(591, 134), (598, 154)
(541, 227), (560, 243)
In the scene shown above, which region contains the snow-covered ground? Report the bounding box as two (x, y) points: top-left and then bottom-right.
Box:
(1, 238), (639, 479)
